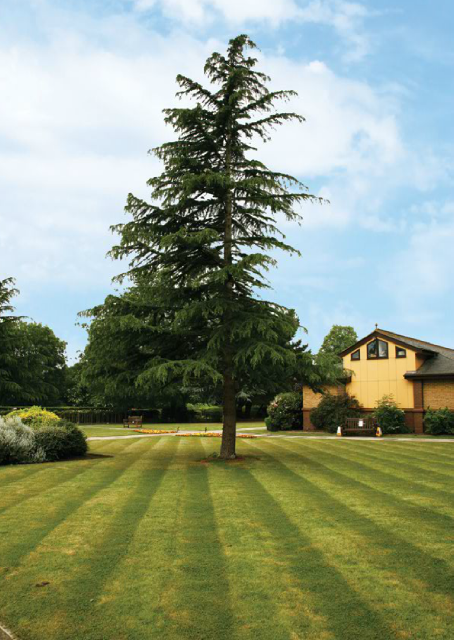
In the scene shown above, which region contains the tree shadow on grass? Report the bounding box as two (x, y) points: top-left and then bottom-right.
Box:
(150, 439), (235, 640)
(82, 453), (114, 460)
(289, 441), (454, 529)
(255, 442), (454, 601)
(0, 439), (158, 570)
(230, 465), (398, 640)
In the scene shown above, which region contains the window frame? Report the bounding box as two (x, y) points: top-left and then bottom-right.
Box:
(351, 349), (360, 361)
(396, 346), (407, 359)
(367, 338), (389, 360)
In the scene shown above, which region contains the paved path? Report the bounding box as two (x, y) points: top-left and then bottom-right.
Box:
(87, 432), (454, 443)
(0, 623), (17, 640)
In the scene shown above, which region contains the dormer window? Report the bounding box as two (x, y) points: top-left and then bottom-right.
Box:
(396, 347), (406, 358)
(367, 339), (389, 360)
(351, 349), (360, 361)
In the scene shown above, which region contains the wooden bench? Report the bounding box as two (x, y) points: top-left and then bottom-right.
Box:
(123, 416), (143, 428)
(342, 417), (376, 437)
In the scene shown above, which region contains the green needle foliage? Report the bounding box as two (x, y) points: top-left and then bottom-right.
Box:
(0, 277), (21, 401)
(109, 35), (321, 458)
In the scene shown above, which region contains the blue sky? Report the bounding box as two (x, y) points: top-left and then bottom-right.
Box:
(1, 0), (453, 362)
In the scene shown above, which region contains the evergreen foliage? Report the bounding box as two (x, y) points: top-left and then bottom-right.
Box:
(0, 277), (21, 402)
(105, 35), (320, 457)
(310, 393), (362, 433)
(424, 408), (454, 435)
(80, 279), (333, 415)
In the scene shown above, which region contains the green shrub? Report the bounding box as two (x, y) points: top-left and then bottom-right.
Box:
(186, 404), (223, 422)
(310, 393), (362, 433)
(6, 406), (60, 429)
(0, 416), (87, 466)
(266, 392), (303, 431)
(0, 417), (46, 465)
(34, 421), (88, 461)
(374, 395), (406, 434)
(424, 408), (454, 435)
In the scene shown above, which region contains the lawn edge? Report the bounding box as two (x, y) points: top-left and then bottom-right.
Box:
(0, 622), (18, 640)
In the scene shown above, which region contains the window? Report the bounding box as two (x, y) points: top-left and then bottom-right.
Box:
(396, 347), (406, 358)
(367, 340), (378, 359)
(378, 339), (388, 359)
(367, 339), (388, 360)
(351, 349), (360, 361)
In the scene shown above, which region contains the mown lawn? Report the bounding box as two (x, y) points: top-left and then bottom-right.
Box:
(81, 421), (267, 438)
(0, 438), (453, 640)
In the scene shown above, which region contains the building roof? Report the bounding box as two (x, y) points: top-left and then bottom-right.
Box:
(339, 328), (454, 379)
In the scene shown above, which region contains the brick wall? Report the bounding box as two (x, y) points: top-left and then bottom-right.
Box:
(302, 384), (343, 409)
(423, 381), (454, 410)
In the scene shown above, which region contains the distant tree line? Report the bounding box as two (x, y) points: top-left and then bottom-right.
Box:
(0, 278), (67, 405)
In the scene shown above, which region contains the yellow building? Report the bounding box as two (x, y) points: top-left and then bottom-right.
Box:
(302, 328), (454, 433)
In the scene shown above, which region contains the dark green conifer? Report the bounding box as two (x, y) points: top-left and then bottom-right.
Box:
(110, 35), (320, 458)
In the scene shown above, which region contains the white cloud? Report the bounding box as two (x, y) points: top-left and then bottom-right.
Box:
(1, 4), (453, 361)
(0, 17), (409, 294)
(134, 0), (300, 24)
(131, 0), (373, 60)
(379, 203), (454, 324)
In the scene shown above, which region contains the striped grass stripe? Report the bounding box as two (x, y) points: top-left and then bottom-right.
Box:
(0, 437), (453, 640)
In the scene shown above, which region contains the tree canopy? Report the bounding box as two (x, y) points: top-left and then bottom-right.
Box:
(0, 278), (67, 405)
(80, 280), (325, 414)
(96, 35), (321, 457)
(319, 325), (358, 358)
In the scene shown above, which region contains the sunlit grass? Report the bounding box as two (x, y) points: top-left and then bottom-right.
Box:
(81, 422), (267, 438)
(1, 438), (453, 639)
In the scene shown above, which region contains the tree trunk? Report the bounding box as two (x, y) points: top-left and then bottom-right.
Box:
(220, 367), (236, 458)
(220, 128), (236, 459)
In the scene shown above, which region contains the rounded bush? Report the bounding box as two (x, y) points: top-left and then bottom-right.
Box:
(424, 408), (454, 435)
(310, 393), (362, 433)
(6, 406), (60, 429)
(0, 417), (46, 465)
(374, 395), (406, 434)
(34, 421), (88, 461)
(0, 416), (87, 465)
(266, 392), (303, 431)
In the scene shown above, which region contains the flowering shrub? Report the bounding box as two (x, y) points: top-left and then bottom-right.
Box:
(265, 392), (303, 432)
(424, 408), (454, 435)
(6, 406), (60, 429)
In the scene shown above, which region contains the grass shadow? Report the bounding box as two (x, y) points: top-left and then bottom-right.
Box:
(0, 439), (160, 570)
(257, 441), (454, 600)
(150, 439), (235, 640)
(230, 464), (398, 640)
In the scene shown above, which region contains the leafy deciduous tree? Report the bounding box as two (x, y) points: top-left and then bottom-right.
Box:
(1, 322), (67, 405)
(319, 325), (358, 358)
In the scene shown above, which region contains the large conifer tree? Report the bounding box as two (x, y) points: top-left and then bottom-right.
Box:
(110, 35), (320, 458)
